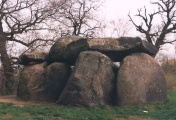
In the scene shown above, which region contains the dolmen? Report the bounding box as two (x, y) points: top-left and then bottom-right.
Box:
(17, 36), (167, 106)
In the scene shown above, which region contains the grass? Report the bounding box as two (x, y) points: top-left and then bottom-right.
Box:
(0, 90), (176, 120)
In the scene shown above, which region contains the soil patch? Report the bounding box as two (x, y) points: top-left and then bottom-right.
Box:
(0, 95), (36, 107)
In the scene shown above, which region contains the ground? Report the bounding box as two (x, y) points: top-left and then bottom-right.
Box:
(0, 95), (153, 120)
(0, 95), (36, 107)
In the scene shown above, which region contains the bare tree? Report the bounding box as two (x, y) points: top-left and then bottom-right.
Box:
(0, 0), (58, 94)
(96, 18), (133, 38)
(109, 18), (133, 37)
(129, 0), (176, 50)
(50, 0), (103, 38)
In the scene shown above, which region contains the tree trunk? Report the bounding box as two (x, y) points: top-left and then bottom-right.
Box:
(0, 38), (14, 95)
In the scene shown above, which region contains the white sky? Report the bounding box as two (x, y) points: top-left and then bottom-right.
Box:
(103, 0), (152, 19)
(102, 0), (175, 59)
(100, 0), (156, 37)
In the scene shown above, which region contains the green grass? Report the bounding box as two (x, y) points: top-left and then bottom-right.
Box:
(0, 90), (176, 120)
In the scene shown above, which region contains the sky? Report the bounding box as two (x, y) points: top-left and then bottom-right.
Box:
(102, 0), (176, 60)
(100, 0), (158, 37)
(103, 0), (152, 19)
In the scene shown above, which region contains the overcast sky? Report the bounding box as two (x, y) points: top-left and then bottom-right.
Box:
(103, 0), (152, 19)
(100, 0), (155, 37)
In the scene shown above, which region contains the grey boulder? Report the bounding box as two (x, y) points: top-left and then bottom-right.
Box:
(117, 53), (167, 105)
(19, 51), (47, 65)
(57, 51), (116, 106)
(47, 36), (158, 65)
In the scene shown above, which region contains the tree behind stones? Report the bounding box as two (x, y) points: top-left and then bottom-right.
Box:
(0, 0), (58, 95)
(0, 0), (103, 95)
(49, 0), (103, 38)
(129, 0), (176, 50)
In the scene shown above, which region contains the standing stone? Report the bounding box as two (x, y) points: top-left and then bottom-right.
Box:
(17, 63), (46, 101)
(57, 51), (116, 106)
(117, 53), (167, 106)
(30, 62), (71, 102)
(17, 62), (71, 102)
